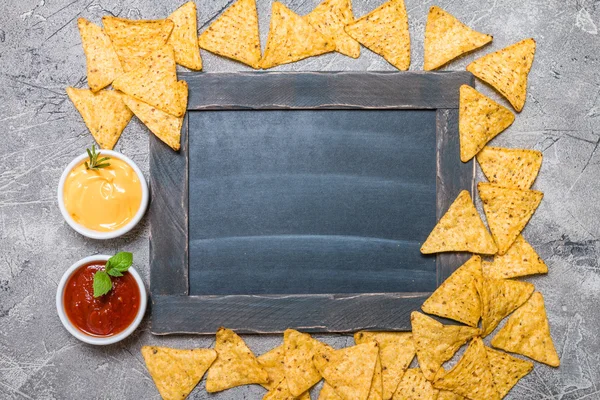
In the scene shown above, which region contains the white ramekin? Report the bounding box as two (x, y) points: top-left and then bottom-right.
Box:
(57, 150), (149, 240)
(56, 255), (147, 345)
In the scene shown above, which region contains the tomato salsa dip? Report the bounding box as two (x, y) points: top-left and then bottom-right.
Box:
(63, 261), (140, 337)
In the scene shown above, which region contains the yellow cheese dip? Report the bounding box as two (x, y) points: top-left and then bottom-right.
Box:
(63, 157), (142, 232)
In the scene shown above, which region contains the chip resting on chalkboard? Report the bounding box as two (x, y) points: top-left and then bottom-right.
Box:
(167, 1), (203, 70)
(482, 235), (548, 279)
(304, 0), (360, 58)
(476, 146), (543, 190)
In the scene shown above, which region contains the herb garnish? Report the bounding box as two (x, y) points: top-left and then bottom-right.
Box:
(85, 144), (111, 170)
(93, 252), (133, 297)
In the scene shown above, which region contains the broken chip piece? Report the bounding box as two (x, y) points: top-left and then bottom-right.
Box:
(476, 146), (543, 190)
(486, 346), (533, 399)
(304, 0), (360, 58)
(394, 368), (439, 400)
(480, 277), (534, 337)
(482, 235), (548, 279)
(167, 1), (203, 70)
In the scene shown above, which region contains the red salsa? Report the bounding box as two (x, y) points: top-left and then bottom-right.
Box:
(63, 262), (140, 337)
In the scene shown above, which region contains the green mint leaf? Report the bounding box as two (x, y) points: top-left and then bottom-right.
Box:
(105, 252), (133, 275)
(93, 271), (112, 298)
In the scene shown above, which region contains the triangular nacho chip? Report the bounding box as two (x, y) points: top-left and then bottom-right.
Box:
(355, 332), (414, 400)
(263, 378), (311, 400)
(420, 190), (498, 255)
(467, 38), (536, 112)
(102, 16), (174, 72)
(368, 355), (383, 400)
(319, 382), (342, 400)
(482, 235), (548, 279)
(476, 146), (543, 190)
(433, 338), (499, 400)
(205, 327), (269, 392)
(491, 292), (560, 367)
(167, 1), (202, 70)
(424, 6), (492, 70)
(77, 18), (123, 92)
(344, 0), (410, 70)
(113, 46), (186, 117)
(304, 0), (360, 58)
(411, 312), (480, 381)
(198, 0), (262, 69)
(422, 255), (483, 327)
(438, 391), (465, 400)
(313, 342), (379, 400)
(141, 346), (217, 400)
(394, 369), (439, 400)
(284, 329), (332, 396)
(478, 183), (543, 255)
(481, 277), (534, 337)
(459, 85), (515, 162)
(66, 87), (132, 150)
(260, 2), (335, 69)
(258, 344), (286, 390)
(485, 346), (533, 399)
(123, 95), (183, 151)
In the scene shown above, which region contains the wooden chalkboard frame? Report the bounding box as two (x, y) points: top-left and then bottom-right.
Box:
(150, 71), (475, 335)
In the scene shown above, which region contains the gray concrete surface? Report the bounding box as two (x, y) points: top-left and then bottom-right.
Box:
(0, 0), (599, 398)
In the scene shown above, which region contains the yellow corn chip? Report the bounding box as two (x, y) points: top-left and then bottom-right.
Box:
(167, 2), (202, 70)
(433, 338), (499, 400)
(205, 327), (269, 392)
(459, 85), (515, 162)
(260, 2), (335, 69)
(411, 311), (479, 381)
(304, 0), (360, 58)
(368, 355), (383, 400)
(113, 46), (186, 117)
(485, 346), (533, 399)
(424, 6), (492, 70)
(77, 18), (123, 92)
(123, 95), (183, 151)
(263, 378), (311, 400)
(344, 0), (410, 70)
(102, 16), (174, 72)
(477, 146), (543, 190)
(480, 277), (534, 337)
(438, 391), (465, 400)
(420, 190), (498, 255)
(422, 255), (483, 327)
(478, 182), (543, 255)
(319, 382), (342, 400)
(354, 332), (414, 400)
(467, 38), (536, 112)
(394, 368), (439, 400)
(66, 87), (133, 150)
(258, 344), (286, 390)
(141, 346), (217, 400)
(491, 292), (560, 367)
(198, 0), (262, 69)
(284, 329), (332, 397)
(483, 235), (548, 279)
(313, 342), (379, 400)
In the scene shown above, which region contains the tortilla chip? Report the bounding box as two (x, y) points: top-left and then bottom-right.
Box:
(481, 277), (534, 337)
(486, 346), (533, 399)
(113, 46), (186, 117)
(167, 2), (202, 70)
(437, 391), (465, 400)
(284, 329), (332, 396)
(478, 183), (543, 255)
(77, 18), (123, 92)
(476, 146), (542, 190)
(141, 346), (217, 400)
(467, 38), (536, 112)
(433, 338), (499, 400)
(368, 356), (383, 400)
(420, 190), (497, 255)
(123, 95), (183, 151)
(304, 0), (360, 58)
(422, 255), (483, 327)
(394, 369), (439, 400)
(205, 327), (269, 392)
(344, 0), (410, 70)
(313, 342), (379, 400)
(411, 311), (479, 381)
(257, 345), (286, 390)
(66, 87), (132, 150)
(424, 6), (492, 70)
(260, 2), (335, 69)
(354, 332), (414, 400)
(102, 16), (174, 72)
(459, 85), (515, 162)
(263, 378), (311, 400)
(198, 0), (261, 69)
(483, 235), (548, 279)
(319, 382), (342, 399)
(491, 292), (560, 367)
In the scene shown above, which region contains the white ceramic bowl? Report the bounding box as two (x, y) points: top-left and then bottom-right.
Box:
(57, 150), (149, 240)
(56, 255), (147, 345)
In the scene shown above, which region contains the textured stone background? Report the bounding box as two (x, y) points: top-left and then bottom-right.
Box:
(0, 0), (599, 398)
